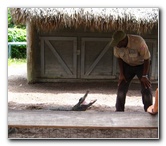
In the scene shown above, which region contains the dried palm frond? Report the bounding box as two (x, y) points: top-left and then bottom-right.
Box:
(10, 8), (158, 34)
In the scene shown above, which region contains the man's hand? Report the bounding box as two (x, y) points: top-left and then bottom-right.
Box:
(141, 76), (151, 88)
(118, 74), (127, 86)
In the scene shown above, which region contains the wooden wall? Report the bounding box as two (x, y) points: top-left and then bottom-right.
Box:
(27, 26), (158, 83)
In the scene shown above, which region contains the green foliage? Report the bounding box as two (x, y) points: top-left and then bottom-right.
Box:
(10, 46), (27, 58)
(8, 8), (27, 58)
(8, 8), (14, 28)
(8, 28), (26, 42)
(8, 28), (27, 58)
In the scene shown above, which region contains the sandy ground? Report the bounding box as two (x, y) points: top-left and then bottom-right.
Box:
(8, 64), (158, 112)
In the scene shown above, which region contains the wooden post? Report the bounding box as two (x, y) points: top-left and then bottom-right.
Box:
(26, 22), (36, 83)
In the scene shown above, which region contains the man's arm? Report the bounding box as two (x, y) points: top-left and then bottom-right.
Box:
(142, 59), (150, 76)
(118, 58), (127, 86)
(141, 59), (151, 88)
(118, 58), (124, 76)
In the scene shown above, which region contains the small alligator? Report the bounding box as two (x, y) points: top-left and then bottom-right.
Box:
(24, 91), (97, 111)
(72, 91), (97, 111)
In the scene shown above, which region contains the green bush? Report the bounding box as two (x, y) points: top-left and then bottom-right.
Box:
(8, 8), (14, 28)
(8, 28), (27, 58)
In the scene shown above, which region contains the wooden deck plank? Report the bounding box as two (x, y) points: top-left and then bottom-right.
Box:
(8, 110), (158, 129)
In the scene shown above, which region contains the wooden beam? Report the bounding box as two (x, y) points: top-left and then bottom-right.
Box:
(26, 22), (36, 83)
(8, 110), (158, 129)
(40, 38), (45, 76)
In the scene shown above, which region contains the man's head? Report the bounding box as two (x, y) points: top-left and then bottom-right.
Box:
(110, 30), (127, 47)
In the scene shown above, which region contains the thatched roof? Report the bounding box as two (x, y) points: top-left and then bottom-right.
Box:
(10, 8), (158, 34)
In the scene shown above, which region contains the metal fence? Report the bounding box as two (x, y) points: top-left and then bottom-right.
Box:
(8, 42), (27, 58)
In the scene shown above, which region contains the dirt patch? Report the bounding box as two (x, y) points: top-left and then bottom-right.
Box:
(8, 64), (158, 112)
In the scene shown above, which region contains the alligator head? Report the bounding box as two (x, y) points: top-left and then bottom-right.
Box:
(72, 91), (97, 111)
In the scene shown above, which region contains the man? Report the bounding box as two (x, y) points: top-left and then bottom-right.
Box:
(110, 30), (152, 112)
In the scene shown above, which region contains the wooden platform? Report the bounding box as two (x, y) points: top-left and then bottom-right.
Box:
(8, 110), (159, 138)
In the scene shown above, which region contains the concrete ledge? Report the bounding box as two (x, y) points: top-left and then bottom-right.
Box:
(8, 110), (158, 138)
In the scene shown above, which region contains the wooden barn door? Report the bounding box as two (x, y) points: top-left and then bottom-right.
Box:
(81, 38), (116, 79)
(40, 37), (77, 78)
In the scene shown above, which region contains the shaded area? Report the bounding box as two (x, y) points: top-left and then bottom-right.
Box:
(8, 74), (158, 95)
